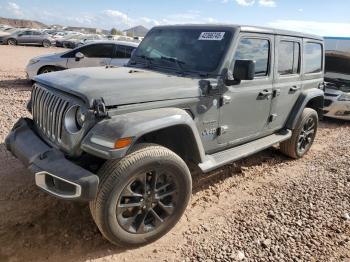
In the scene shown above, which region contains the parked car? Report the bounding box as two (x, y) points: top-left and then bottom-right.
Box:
(26, 41), (139, 79)
(323, 37), (350, 120)
(0, 29), (55, 47)
(6, 24), (324, 247)
(62, 34), (105, 48)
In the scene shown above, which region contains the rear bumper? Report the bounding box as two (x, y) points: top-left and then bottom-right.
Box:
(5, 118), (99, 201)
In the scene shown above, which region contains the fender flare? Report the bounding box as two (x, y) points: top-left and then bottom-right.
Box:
(81, 107), (206, 161)
(285, 88), (324, 130)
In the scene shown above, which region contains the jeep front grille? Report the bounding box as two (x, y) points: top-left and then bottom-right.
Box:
(31, 84), (69, 142)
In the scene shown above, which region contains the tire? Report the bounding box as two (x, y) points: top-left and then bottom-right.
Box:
(7, 38), (17, 46)
(42, 40), (51, 48)
(38, 66), (57, 75)
(280, 108), (318, 159)
(90, 143), (192, 247)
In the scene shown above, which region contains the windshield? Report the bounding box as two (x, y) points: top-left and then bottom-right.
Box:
(132, 28), (232, 74)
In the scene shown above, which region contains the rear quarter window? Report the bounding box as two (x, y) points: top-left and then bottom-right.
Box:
(304, 43), (323, 74)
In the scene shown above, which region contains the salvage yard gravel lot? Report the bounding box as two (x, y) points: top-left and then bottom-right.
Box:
(0, 45), (349, 262)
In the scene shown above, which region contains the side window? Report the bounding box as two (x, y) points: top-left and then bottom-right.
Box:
(115, 45), (136, 58)
(278, 41), (300, 75)
(33, 31), (42, 36)
(79, 44), (114, 58)
(234, 38), (270, 77)
(304, 43), (322, 74)
(22, 31), (32, 36)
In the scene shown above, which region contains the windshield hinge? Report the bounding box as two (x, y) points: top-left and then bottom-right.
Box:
(93, 99), (108, 118)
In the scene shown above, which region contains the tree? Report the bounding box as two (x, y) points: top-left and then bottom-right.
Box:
(111, 28), (118, 35)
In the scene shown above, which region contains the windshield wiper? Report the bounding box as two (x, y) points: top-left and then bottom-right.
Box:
(134, 55), (153, 68)
(160, 56), (186, 74)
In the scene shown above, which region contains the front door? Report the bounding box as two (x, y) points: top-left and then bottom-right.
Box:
(218, 34), (274, 146)
(66, 44), (114, 69)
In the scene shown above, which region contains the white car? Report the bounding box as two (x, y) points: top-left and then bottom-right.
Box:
(26, 41), (139, 80)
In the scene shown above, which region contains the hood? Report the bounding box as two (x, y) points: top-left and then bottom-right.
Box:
(34, 66), (202, 107)
(33, 52), (63, 61)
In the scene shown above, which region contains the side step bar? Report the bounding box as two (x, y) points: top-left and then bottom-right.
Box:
(199, 130), (292, 173)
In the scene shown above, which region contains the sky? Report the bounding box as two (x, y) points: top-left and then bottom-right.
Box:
(0, 0), (350, 36)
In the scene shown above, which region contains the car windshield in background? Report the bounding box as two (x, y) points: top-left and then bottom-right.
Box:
(133, 28), (232, 73)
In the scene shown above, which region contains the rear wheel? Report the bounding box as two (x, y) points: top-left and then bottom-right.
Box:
(280, 108), (318, 158)
(7, 38), (17, 46)
(90, 144), (192, 247)
(42, 40), (51, 48)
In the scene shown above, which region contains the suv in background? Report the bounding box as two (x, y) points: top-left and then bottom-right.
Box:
(6, 25), (324, 247)
(0, 29), (55, 47)
(26, 41), (139, 79)
(323, 37), (350, 120)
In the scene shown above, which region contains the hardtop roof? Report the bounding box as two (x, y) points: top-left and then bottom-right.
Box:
(152, 24), (323, 41)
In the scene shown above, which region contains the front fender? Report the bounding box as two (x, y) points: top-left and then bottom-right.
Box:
(285, 88), (324, 129)
(81, 108), (206, 161)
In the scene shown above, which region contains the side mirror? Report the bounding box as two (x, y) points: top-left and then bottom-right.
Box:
(75, 52), (84, 61)
(224, 60), (255, 86)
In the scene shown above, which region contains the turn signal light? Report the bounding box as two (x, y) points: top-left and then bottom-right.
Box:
(114, 137), (133, 149)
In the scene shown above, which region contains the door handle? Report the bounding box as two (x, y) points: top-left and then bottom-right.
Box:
(290, 86), (300, 92)
(258, 90), (273, 97)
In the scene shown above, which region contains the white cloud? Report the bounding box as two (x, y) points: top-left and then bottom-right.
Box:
(259, 0), (276, 7)
(235, 0), (255, 6)
(6, 2), (23, 16)
(268, 20), (350, 37)
(298, 8), (303, 12)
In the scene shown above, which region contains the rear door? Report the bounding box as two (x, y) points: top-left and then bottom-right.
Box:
(110, 45), (136, 66)
(66, 43), (114, 68)
(269, 36), (302, 130)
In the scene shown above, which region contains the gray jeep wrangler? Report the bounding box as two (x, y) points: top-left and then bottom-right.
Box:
(6, 25), (324, 246)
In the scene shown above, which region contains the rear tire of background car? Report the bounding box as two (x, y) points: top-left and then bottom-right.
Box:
(280, 108), (318, 159)
(42, 40), (51, 48)
(7, 38), (17, 46)
(89, 143), (192, 247)
(38, 66), (57, 75)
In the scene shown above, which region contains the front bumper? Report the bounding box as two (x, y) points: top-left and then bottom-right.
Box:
(5, 118), (99, 201)
(323, 98), (350, 120)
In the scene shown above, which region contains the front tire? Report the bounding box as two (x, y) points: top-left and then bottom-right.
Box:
(280, 108), (318, 158)
(42, 40), (51, 48)
(90, 144), (192, 247)
(38, 66), (57, 75)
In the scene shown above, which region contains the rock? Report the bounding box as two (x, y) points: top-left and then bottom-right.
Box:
(261, 239), (272, 248)
(342, 213), (350, 221)
(235, 250), (245, 261)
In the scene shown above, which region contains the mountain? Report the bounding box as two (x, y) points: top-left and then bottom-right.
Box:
(123, 25), (149, 37)
(0, 17), (47, 29)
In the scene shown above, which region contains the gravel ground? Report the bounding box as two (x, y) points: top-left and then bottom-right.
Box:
(0, 45), (349, 262)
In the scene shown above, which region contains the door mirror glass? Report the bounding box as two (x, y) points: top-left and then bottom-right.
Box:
(75, 52), (84, 61)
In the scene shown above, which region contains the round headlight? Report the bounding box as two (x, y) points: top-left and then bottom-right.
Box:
(76, 107), (86, 128)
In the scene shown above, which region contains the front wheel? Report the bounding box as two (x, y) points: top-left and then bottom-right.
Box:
(42, 40), (51, 48)
(280, 108), (318, 158)
(90, 144), (192, 247)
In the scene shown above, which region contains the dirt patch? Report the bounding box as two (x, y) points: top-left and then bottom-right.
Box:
(0, 45), (349, 262)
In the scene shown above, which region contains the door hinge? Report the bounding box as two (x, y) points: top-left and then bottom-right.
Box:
(217, 126), (229, 136)
(220, 95), (232, 106)
(269, 114), (278, 122)
(273, 89), (281, 98)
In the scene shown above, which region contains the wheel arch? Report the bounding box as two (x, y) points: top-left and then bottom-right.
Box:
(37, 65), (66, 75)
(81, 108), (206, 164)
(285, 88), (324, 130)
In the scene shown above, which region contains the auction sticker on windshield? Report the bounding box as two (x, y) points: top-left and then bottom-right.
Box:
(198, 32), (225, 41)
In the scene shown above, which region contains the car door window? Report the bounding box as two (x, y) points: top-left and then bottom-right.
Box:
(234, 38), (270, 77)
(32, 31), (42, 36)
(115, 45), (136, 58)
(278, 41), (300, 75)
(304, 43), (322, 74)
(21, 31), (32, 36)
(78, 44), (114, 58)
